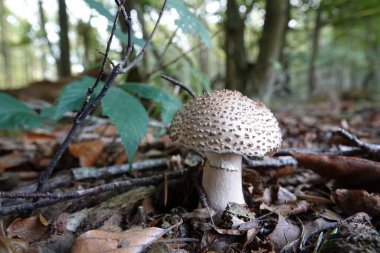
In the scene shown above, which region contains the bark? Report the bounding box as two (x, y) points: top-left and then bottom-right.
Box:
(246, 0), (289, 99)
(0, 0), (12, 87)
(224, 0), (247, 92)
(57, 0), (71, 77)
(308, 6), (322, 96)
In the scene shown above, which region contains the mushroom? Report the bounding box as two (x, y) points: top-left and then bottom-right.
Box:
(169, 90), (282, 212)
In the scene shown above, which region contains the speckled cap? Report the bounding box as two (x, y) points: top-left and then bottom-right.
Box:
(169, 89), (282, 157)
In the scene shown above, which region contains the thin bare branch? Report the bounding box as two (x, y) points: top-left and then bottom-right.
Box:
(336, 128), (380, 156)
(0, 170), (186, 216)
(161, 75), (196, 98)
(119, 0), (168, 73)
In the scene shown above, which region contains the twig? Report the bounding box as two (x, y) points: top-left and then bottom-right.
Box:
(336, 128), (380, 156)
(119, 0), (168, 73)
(243, 156), (298, 169)
(35, 0), (168, 194)
(146, 29), (222, 78)
(161, 75), (196, 98)
(275, 146), (363, 156)
(0, 170), (187, 216)
(71, 158), (169, 181)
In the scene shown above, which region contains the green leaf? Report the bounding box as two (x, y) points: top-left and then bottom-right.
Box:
(120, 83), (181, 124)
(52, 76), (102, 120)
(168, 0), (212, 48)
(0, 93), (42, 130)
(102, 87), (149, 161)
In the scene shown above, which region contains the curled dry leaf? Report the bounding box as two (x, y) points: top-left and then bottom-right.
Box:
(333, 189), (380, 217)
(71, 227), (168, 253)
(268, 215), (300, 252)
(291, 152), (380, 190)
(6, 214), (49, 243)
(69, 140), (106, 167)
(0, 152), (29, 172)
(0, 237), (29, 253)
(260, 200), (310, 217)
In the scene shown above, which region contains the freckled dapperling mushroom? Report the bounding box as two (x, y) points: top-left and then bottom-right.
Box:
(169, 89), (282, 212)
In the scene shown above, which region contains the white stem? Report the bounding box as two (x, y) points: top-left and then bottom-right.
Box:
(202, 152), (246, 212)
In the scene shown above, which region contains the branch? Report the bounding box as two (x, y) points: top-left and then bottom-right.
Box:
(35, 0), (168, 194)
(0, 170), (187, 216)
(275, 146), (363, 156)
(336, 128), (380, 156)
(146, 29), (222, 78)
(243, 156), (298, 169)
(161, 75), (196, 98)
(119, 0), (168, 73)
(72, 158), (169, 181)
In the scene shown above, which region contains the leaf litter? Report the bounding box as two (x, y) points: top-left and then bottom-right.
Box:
(1, 100), (380, 252)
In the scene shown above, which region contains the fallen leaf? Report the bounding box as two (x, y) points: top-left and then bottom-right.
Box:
(333, 189), (380, 216)
(0, 152), (29, 172)
(6, 214), (49, 243)
(69, 140), (106, 167)
(0, 236), (29, 253)
(71, 227), (168, 253)
(268, 215), (300, 252)
(291, 152), (380, 190)
(260, 200), (310, 216)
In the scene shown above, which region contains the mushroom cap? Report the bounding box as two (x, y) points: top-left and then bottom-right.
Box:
(169, 89), (282, 157)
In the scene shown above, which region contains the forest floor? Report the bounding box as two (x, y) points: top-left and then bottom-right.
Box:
(1, 98), (380, 253)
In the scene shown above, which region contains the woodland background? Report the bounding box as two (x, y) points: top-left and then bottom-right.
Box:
(0, 0), (379, 103)
(0, 1), (380, 252)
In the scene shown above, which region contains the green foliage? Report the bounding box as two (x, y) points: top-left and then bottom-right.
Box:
(168, 0), (212, 48)
(49, 76), (102, 120)
(120, 83), (181, 124)
(0, 93), (42, 130)
(102, 87), (149, 161)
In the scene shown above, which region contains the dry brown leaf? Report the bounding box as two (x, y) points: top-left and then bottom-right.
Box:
(22, 132), (58, 144)
(268, 215), (300, 252)
(291, 152), (380, 190)
(71, 227), (167, 253)
(260, 200), (310, 216)
(0, 236), (29, 253)
(333, 189), (380, 217)
(0, 152), (29, 172)
(69, 140), (106, 167)
(6, 215), (49, 243)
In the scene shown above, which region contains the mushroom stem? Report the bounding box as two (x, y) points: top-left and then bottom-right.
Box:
(202, 152), (246, 212)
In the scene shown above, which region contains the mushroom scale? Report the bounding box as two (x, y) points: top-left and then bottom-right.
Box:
(169, 89), (282, 157)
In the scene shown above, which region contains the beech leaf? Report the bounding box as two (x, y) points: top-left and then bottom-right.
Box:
(102, 87), (148, 161)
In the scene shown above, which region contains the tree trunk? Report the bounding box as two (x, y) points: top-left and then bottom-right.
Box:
(362, 20), (378, 92)
(246, 0), (289, 99)
(57, 0), (71, 77)
(308, 5), (322, 96)
(224, 0), (247, 92)
(38, 0), (59, 77)
(0, 0), (12, 87)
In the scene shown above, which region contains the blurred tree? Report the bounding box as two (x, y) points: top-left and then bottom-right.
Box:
(0, 0), (12, 87)
(224, 0), (248, 92)
(38, 0), (59, 77)
(246, 0), (290, 99)
(57, 0), (71, 77)
(308, 4), (322, 95)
